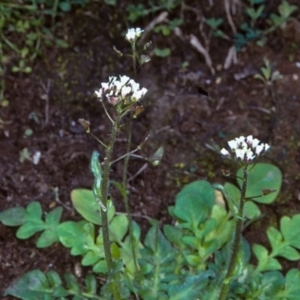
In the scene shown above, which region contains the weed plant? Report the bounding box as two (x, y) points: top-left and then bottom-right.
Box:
(1, 26), (300, 300)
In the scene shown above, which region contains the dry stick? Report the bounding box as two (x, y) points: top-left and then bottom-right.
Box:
(190, 34), (215, 75)
(224, 0), (237, 34)
(218, 165), (248, 300)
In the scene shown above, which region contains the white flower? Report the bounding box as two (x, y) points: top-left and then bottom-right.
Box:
(95, 89), (102, 99)
(95, 75), (147, 106)
(228, 139), (238, 150)
(220, 135), (270, 162)
(120, 75), (130, 85)
(132, 87), (148, 101)
(220, 148), (230, 156)
(125, 28), (144, 42)
(255, 144), (264, 156)
(121, 86), (131, 98)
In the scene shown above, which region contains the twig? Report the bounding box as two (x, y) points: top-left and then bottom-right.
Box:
(224, 0), (237, 34)
(40, 80), (51, 125)
(190, 34), (215, 75)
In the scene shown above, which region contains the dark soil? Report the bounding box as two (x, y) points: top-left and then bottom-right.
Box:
(1, 1), (300, 298)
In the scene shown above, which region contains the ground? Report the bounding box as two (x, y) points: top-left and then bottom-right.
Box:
(1, 1), (300, 298)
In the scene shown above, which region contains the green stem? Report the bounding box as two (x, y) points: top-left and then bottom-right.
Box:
(100, 117), (122, 300)
(218, 165), (248, 300)
(119, 40), (140, 275)
(122, 118), (139, 273)
(131, 43), (137, 74)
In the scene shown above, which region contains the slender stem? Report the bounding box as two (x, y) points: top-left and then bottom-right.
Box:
(122, 119), (138, 273)
(119, 40), (140, 274)
(100, 119), (120, 271)
(218, 165), (248, 300)
(131, 42), (138, 74)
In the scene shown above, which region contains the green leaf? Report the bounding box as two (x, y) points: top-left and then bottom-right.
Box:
(0, 207), (26, 226)
(277, 246), (300, 260)
(36, 229), (57, 248)
(104, 0), (116, 5)
(64, 273), (80, 293)
(109, 214), (128, 243)
(185, 254), (201, 266)
(267, 226), (300, 260)
(16, 202), (45, 239)
(204, 205), (233, 251)
(244, 200), (261, 219)
(267, 227), (283, 250)
(281, 269), (300, 298)
(260, 271), (285, 297)
(219, 182), (240, 216)
(93, 260), (107, 273)
(71, 189), (101, 224)
(4, 270), (50, 299)
(205, 18), (223, 30)
(57, 220), (91, 256)
(280, 214), (300, 249)
(278, 0), (298, 18)
(36, 207), (63, 247)
(82, 250), (103, 266)
(253, 244), (281, 271)
(168, 271), (214, 299)
(154, 47), (171, 57)
(173, 180), (215, 229)
(47, 271), (68, 297)
(85, 274), (97, 294)
(237, 163), (282, 204)
(163, 224), (183, 247)
(59, 2), (71, 12)
(144, 224), (175, 259)
(182, 236), (199, 249)
(71, 188), (116, 225)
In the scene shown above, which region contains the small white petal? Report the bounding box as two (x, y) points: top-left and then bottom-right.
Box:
(140, 87), (148, 96)
(95, 89), (102, 98)
(252, 138), (260, 148)
(235, 136), (245, 144)
(228, 140), (238, 150)
(255, 144), (264, 155)
(264, 144), (270, 152)
(101, 82), (109, 90)
(235, 148), (245, 160)
(246, 135), (253, 144)
(121, 86), (131, 98)
(125, 28), (144, 42)
(220, 148), (230, 156)
(245, 149), (255, 161)
(120, 75), (130, 85)
(114, 80), (123, 93)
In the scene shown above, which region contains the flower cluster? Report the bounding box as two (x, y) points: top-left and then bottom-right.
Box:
(95, 75), (147, 106)
(220, 135), (270, 162)
(125, 28), (144, 42)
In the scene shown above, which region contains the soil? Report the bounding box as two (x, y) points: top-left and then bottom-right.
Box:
(1, 1), (300, 298)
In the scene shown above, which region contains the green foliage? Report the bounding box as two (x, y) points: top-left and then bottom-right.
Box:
(236, 163), (282, 204)
(3, 159), (300, 300)
(254, 58), (283, 84)
(71, 189), (100, 225)
(204, 0), (298, 51)
(254, 214), (300, 272)
(3, 269), (102, 299)
(0, 0), (89, 104)
(124, 0), (183, 58)
(0, 201), (62, 248)
(126, 0), (181, 23)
